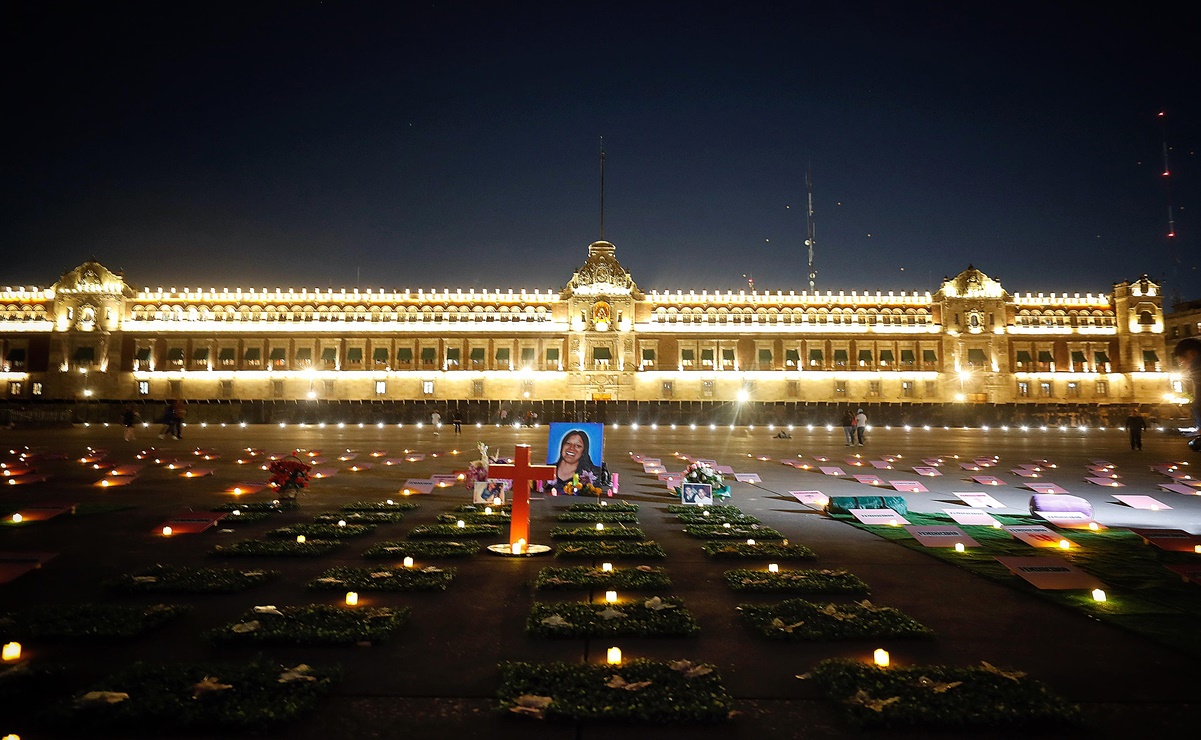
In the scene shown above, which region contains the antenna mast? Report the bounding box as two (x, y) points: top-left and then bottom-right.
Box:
(805, 166), (817, 291)
(599, 136), (606, 240)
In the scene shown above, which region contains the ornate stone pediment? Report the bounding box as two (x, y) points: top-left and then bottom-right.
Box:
(561, 241), (643, 299)
(939, 265), (1005, 300)
(53, 260), (133, 297)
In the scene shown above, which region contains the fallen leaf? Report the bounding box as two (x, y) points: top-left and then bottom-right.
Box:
(643, 596), (676, 611)
(540, 614), (573, 627)
(278, 664), (317, 683)
(597, 607), (627, 620)
(76, 691), (130, 705)
(231, 620), (261, 633)
(252, 606), (283, 615)
(192, 675), (233, 699)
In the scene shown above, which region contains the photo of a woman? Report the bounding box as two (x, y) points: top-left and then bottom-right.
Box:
(545, 424), (602, 495)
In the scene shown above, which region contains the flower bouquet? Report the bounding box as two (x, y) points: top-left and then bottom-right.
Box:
(562, 469), (602, 497)
(267, 455), (312, 501)
(463, 441), (492, 492)
(675, 461), (730, 499)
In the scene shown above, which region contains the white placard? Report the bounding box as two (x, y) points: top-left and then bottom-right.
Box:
(853, 474), (885, 486)
(790, 491), (829, 506)
(1026, 482), (1069, 494)
(903, 525), (979, 548)
(1005, 525), (1071, 548)
(819, 466), (846, 476)
(944, 508), (1001, 526)
(734, 473), (761, 483)
(1034, 510), (1093, 526)
(849, 508), (910, 526)
(954, 491), (1005, 508)
(995, 557), (1104, 589)
(869, 460), (894, 470)
(890, 480), (928, 493)
(643, 464), (667, 474)
(913, 467), (942, 477)
(1113, 494), (1171, 510)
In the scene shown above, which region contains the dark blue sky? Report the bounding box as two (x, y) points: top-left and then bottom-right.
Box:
(3, 1), (1198, 301)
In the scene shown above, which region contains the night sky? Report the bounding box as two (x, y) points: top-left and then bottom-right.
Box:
(3, 1), (1198, 301)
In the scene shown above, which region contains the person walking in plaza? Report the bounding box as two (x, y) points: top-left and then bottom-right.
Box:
(430, 409), (441, 435)
(841, 408), (855, 446)
(170, 399), (186, 439)
(122, 404), (139, 442)
(451, 409), (463, 434)
(855, 408), (868, 446)
(158, 400), (176, 439)
(1125, 408), (1147, 450)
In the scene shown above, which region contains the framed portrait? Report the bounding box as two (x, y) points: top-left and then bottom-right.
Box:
(474, 478), (511, 504)
(681, 482), (713, 506)
(544, 422), (605, 495)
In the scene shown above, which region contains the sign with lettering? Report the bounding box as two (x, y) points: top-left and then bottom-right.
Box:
(734, 473), (761, 483)
(1026, 482), (1069, 494)
(904, 525), (979, 548)
(400, 479), (434, 494)
(1005, 525), (1071, 548)
(1159, 483), (1200, 495)
(995, 557), (1104, 589)
(972, 476), (1005, 486)
(790, 491), (829, 507)
(1011, 469), (1042, 478)
(819, 466), (846, 477)
(1034, 511), (1094, 527)
(954, 492), (1004, 508)
(890, 480), (928, 493)
(849, 508), (910, 526)
(870, 460), (894, 470)
(913, 467), (942, 477)
(1085, 477), (1124, 487)
(944, 508), (1000, 526)
(643, 464), (667, 474)
(1164, 564), (1201, 585)
(853, 474), (885, 486)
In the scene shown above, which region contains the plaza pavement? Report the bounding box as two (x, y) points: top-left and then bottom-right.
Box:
(1, 422), (1198, 739)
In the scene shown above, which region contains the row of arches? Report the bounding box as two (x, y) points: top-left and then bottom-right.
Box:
(127, 304), (554, 322)
(1015, 309), (1115, 328)
(651, 306), (934, 325)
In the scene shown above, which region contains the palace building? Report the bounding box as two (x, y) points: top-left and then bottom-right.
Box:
(0, 242), (1176, 411)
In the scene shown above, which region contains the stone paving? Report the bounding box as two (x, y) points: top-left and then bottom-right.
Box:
(1, 422), (1198, 739)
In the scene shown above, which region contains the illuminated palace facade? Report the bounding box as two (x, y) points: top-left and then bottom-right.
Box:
(0, 242), (1175, 408)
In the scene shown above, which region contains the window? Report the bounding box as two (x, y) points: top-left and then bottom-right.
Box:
(220, 380), (233, 398)
(545, 347), (560, 366)
(809, 348), (823, 368)
(520, 347), (536, 367)
(470, 347), (485, 366)
(967, 348), (987, 367)
(321, 347), (337, 367)
(661, 380), (673, 398)
(271, 379), (284, 398)
(1070, 351), (1086, 371)
(5, 348), (26, 371)
(446, 347), (460, 368)
(869, 380), (881, 397)
(592, 346), (611, 366)
(786, 380), (799, 397)
(218, 348), (236, 367)
(421, 347), (437, 366)
(720, 348), (735, 369)
(701, 348), (715, 368)
(681, 349), (695, 368)
(396, 347), (413, 365)
(346, 347), (363, 365)
(922, 349), (938, 365)
(32, 382), (42, 396)
(785, 349), (799, 368)
(834, 380), (847, 397)
(372, 347), (389, 366)
(1040, 381), (1052, 398)
(857, 349), (872, 367)
(472, 379), (484, 397)
(269, 347), (287, 368)
(323, 379), (335, 396)
(701, 379), (714, 397)
(1142, 350), (1159, 371)
(833, 349), (848, 368)
(642, 348), (656, 369)
(900, 349), (915, 367)
(1094, 351), (1110, 371)
(295, 347), (313, 366)
(879, 349), (894, 367)
(137, 380), (149, 396)
(496, 347), (511, 368)
(924, 380), (935, 396)
(422, 380), (435, 395)
(757, 349), (772, 369)
(1067, 381), (1080, 398)
(902, 381), (914, 397)
(375, 380), (386, 395)
(1037, 350), (1054, 371)
(244, 348), (262, 367)
(166, 347), (185, 367)
(8, 382), (21, 396)
(133, 347), (151, 370)
(1095, 380), (1108, 397)
(1015, 350), (1032, 369)
(1017, 381), (1030, 398)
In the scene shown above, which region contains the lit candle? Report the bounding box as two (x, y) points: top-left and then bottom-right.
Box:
(2, 641), (20, 661)
(493, 496), (502, 506)
(1091, 589), (1106, 602)
(606, 646), (622, 665)
(768, 563), (779, 573)
(296, 535), (306, 543)
(345, 591), (358, 606)
(11, 513), (21, 523)
(403, 556), (414, 568)
(601, 562), (613, 572)
(1088, 522), (1099, 531)
(513, 538), (525, 554)
(746, 538), (756, 545)
(484, 506), (492, 515)
(595, 522), (604, 531)
(456, 519), (466, 528)
(605, 590), (618, 603)
(386, 499), (395, 505)
(722, 522), (731, 529)
(337, 520), (347, 527)
(161, 526), (172, 536)
(873, 648), (890, 667)
(1058, 539), (1071, 550)
(954, 543), (965, 553)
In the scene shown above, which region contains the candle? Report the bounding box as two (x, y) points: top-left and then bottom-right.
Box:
(601, 562), (613, 572)
(456, 520), (466, 528)
(2, 642), (20, 661)
(746, 538), (756, 545)
(595, 522), (604, 531)
(954, 542), (965, 553)
(345, 591), (358, 606)
(161, 526), (173, 536)
(1091, 589), (1106, 602)
(337, 520), (347, 527)
(605, 590), (618, 603)
(484, 506), (492, 515)
(873, 648), (890, 667)
(403, 556), (414, 568)
(513, 538), (525, 554)
(768, 563), (779, 573)
(492, 496), (502, 506)
(606, 646), (622, 665)
(1058, 539), (1071, 550)
(296, 535), (306, 543)
(11, 513), (21, 523)
(1088, 522), (1099, 531)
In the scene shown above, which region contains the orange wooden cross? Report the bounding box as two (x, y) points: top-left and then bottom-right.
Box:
(486, 444), (555, 549)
